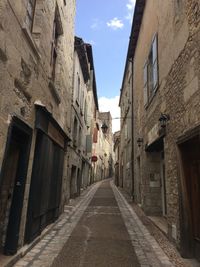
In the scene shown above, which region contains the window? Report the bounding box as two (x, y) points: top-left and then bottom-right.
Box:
(143, 34), (158, 106)
(26, 0), (36, 32)
(50, 5), (63, 81)
(73, 118), (78, 146)
(125, 124), (128, 140)
(175, 0), (183, 14)
(84, 100), (87, 123)
(80, 92), (84, 112)
(76, 74), (80, 103)
(78, 127), (82, 147)
(93, 127), (98, 143)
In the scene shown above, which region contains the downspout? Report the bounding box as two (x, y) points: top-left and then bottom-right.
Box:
(130, 57), (134, 200)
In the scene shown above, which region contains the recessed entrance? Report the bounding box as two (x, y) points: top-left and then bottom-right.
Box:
(0, 117), (32, 255)
(145, 137), (167, 216)
(179, 135), (200, 261)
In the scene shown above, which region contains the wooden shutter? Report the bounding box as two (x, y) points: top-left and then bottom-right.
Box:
(152, 34), (158, 91)
(86, 135), (92, 153)
(93, 127), (98, 143)
(32, 0), (43, 34)
(143, 62), (148, 106)
(48, 144), (64, 210)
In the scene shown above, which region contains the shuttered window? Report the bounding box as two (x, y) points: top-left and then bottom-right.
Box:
(50, 5), (63, 81)
(93, 127), (98, 143)
(152, 34), (158, 90)
(143, 33), (159, 107)
(86, 135), (92, 153)
(143, 62), (148, 106)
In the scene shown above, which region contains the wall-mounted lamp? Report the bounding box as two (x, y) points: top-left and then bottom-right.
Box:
(159, 113), (170, 128)
(137, 138), (143, 147)
(101, 122), (108, 134)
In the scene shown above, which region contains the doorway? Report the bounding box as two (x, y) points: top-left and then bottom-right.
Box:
(136, 156), (142, 204)
(179, 135), (200, 261)
(70, 165), (76, 198)
(0, 117), (32, 255)
(25, 130), (64, 244)
(161, 151), (167, 216)
(77, 168), (81, 196)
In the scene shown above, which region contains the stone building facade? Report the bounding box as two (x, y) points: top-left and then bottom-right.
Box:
(68, 37), (98, 198)
(99, 112), (114, 179)
(0, 0), (75, 255)
(121, 0), (200, 261)
(119, 61), (133, 195)
(90, 112), (114, 182)
(113, 130), (120, 186)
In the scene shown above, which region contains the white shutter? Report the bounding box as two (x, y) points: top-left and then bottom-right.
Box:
(143, 62), (148, 106)
(152, 34), (158, 90)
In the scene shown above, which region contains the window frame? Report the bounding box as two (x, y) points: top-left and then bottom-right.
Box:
(143, 33), (159, 108)
(50, 4), (63, 82)
(26, 0), (36, 32)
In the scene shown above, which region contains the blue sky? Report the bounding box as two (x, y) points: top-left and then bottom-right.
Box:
(75, 0), (135, 132)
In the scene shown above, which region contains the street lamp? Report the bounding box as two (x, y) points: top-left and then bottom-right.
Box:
(101, 122), (108, 134)
(136, 137), (143, 147)
(159, 113), (170, 128)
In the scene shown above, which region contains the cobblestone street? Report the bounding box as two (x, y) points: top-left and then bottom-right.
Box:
(13, 180), (174, 267)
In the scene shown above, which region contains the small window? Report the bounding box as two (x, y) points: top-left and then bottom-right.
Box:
(50, 5), (63, 81)
(73, 118), (78, 146)
(175, 0), (183, 15)
(143, 62), (148, 106)
(84, 100), (87, 123)
(76, 75), (80, 103)
(78, 127), (82, 147)
(125, 124), (128, 140)
(26, 0), (36, 32)
(81, 92), (84, 111)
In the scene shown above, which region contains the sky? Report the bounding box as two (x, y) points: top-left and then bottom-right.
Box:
(75, 0), (135, 132)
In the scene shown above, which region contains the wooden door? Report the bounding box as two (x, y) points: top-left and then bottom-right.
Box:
(179, 135), (200, 261)
(0, 118), (32, 255)
(25, 131), (64, 243)
(190, 160), (200, 261)
(0, 141), (19, 253)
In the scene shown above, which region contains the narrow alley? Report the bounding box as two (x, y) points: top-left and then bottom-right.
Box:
(13, 180), (173, 267)
(0, 0), (200, 265)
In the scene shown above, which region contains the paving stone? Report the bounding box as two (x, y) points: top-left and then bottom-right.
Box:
(14, 180), (176, 267)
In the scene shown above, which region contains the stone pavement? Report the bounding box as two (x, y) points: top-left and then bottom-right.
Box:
(13, 179), (174, 267)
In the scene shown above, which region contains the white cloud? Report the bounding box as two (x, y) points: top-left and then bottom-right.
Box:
(99, 96), (120, 133)
(126, 0), (136, 23)
(106, 17), (124, 30)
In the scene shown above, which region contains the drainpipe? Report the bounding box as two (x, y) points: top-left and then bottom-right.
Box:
(130, 57), (134, 200)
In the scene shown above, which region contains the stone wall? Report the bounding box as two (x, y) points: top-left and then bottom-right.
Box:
(0, 0), (76, 251)
(119, 61), (133, 194)
(132, 0), (200, 248)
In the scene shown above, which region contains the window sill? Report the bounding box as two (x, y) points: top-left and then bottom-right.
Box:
(48, 80), (61, 104)
(22, 26), (41, 60)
